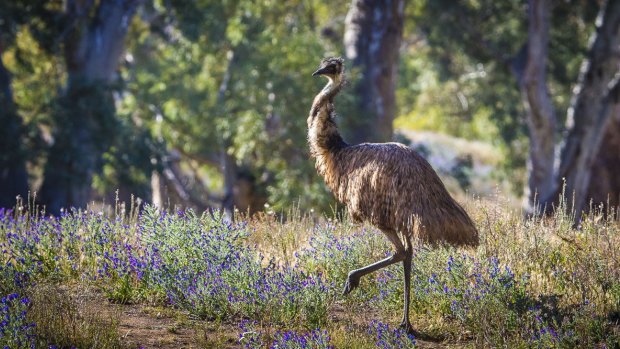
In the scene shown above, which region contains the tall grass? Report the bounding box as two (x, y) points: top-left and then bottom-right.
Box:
(0, 196), (619, 348)
(248, 197), (620, 347)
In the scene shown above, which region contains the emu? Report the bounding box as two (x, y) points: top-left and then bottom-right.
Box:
(308, 57), (479, 333)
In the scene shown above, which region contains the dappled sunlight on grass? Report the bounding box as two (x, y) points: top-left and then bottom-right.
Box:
(0, 196), (619, 347)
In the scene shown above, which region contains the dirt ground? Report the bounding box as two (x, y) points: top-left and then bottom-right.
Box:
(78, 288), (460, 348)
(67, 286), (235, 349)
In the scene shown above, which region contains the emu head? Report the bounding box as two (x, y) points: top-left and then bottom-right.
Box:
(312, 57), (344, 80)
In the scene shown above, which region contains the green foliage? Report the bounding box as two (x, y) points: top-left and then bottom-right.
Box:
(93, 118), (163, 202)
(395, 0), (599, 194)
(1, 27), (61, 172)
(1, 0), (609, 210)
(0, 293), (34, 349)
(138, 207), (333, 326)
(122, 0), (354, 211)
(0, 1), (63, 51)
(0, 205), (334, 331)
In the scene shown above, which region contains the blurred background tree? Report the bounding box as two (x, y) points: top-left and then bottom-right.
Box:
(343, 0), (405, 143)
(0, 0), (618, 218)
(0, 0), (53, 207)
(412, 0), (620, 215)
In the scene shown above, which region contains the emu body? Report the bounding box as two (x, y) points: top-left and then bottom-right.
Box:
(308, 57), (478, 333)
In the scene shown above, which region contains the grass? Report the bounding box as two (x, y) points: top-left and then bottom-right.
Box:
(1, 195), (619, 348)
(27, 284), (121, 349)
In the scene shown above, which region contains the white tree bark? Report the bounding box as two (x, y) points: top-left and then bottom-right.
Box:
(514, 0), (558, 212)
(588, 104), (620, 211)
(550, 0), (620, 215)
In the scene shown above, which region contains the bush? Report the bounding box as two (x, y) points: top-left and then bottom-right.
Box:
(0, 293), (35, 349)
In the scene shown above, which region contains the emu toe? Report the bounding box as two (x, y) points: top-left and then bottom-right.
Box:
(342, 272), (360, 295)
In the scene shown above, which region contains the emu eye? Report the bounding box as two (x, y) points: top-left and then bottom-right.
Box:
(323, 65), (337, 74)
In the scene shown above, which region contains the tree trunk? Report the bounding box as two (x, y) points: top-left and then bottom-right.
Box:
(221, 138), (236, 217)
(39, 0), (139, 214)
(0, 44), (29, 207)
(588, 106), (620, 211)
(547, 0), (620, 216)
(513, 0), (558, 212)
(217, 50), (237, 218)
(344, 0), (405, 143)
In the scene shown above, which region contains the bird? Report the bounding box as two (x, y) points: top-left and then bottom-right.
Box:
(308, 57), (479, 333)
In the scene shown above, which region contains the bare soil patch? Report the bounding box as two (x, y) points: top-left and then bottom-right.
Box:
(70, 286), (462, 348)
(73, 286), (240, 348)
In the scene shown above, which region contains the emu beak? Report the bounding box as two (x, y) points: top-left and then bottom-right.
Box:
(312, 67), (327, 76)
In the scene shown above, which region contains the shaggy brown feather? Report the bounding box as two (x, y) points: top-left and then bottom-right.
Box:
(308, 57), (478, 333)
(308, 61), (478, 247)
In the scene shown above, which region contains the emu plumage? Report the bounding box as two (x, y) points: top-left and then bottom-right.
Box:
(308, 57), (478, 333)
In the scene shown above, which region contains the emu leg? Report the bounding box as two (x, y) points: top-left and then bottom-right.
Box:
(400, 249), (414, 334)
(343, 250), (406, 295)
(343, 230), (406, 295)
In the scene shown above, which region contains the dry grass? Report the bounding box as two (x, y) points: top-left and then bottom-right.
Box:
(27, 283), (122, 349)
(2, 195), (619, 348)
(245, 194), (620, 347)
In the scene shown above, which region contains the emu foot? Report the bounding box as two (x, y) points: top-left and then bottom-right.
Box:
(342, 272), (360, 295)
(399, 321), (415, 336)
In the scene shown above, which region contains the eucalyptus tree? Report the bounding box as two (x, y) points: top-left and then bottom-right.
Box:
(417, 0), (619, 215)
(124, 0), (354, 213)
(0, 0), (149, 213)
(343, 0), (406, 143)
(36, 0), (142, 214)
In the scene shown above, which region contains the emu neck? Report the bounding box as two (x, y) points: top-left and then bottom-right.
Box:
(320, 74), (343, 99)
(308, 75), (347, 175)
